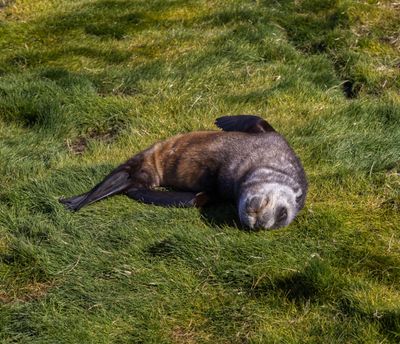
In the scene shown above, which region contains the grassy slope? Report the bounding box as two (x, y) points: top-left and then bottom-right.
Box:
(0, 0), (399, 342)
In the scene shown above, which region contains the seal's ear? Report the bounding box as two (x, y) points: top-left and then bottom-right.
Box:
(215, 115), (275, 134)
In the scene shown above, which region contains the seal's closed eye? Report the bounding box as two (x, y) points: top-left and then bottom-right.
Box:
(276, 207), (288, 222)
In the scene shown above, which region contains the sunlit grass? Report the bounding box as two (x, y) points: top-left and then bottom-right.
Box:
(0, 0), (399, 342)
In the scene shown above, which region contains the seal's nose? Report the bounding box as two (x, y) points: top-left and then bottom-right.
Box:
(254, 218), (269, 230)
(254, 220), (262, 229)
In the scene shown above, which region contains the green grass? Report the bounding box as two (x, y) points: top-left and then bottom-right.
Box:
(1, 0), (399, 342)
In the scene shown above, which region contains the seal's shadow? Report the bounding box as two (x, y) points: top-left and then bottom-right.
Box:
(199, 202), (241, 229)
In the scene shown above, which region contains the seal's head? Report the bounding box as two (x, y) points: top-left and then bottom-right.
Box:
(238, 182), (303, 230)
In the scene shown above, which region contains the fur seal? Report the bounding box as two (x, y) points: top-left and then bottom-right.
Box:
(60, 115), (307, 230)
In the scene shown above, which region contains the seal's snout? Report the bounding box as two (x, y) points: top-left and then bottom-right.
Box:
(239, 194), (274, 230)
(238, 183), (300, 230)
(241, 204), (289, 230)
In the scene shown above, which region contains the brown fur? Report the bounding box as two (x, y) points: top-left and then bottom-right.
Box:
(60, 115), (307, 229)
(125, 131), (226, 192)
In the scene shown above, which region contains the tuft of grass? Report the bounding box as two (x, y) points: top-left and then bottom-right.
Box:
(0, 0), (399, 343)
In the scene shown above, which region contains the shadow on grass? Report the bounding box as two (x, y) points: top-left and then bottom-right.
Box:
(214, 255), (400, 339)
(0, 69), (135, 136)
(35, 0), (195, 37)
(2, 0), (349, 101)
(225, 258), (338, 304)
(37, 60), (166, 97)
(222, 80), (296, 106)
(7, 46), (132, 68)
(259, 0), (365, 98)
(334, 244), (400, 287)
(339, 297), (400, 341)
(146, 237), (178, 258)
(2, 0), (200, 76)
(199, 203), (240, 229)
(375, 311), (400, 341)
(0, 237), (51, 305)
(277, 0), (349, 54)
(295, 100), (400, 173)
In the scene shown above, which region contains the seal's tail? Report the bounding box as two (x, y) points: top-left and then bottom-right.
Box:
(59, 169), (132, 211)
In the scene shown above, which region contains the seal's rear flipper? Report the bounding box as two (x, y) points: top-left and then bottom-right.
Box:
(60, 170), (132, 211)
(126, 189), (209, 208)
(215, 115), (275, 134)
(59, 194), (88, 211)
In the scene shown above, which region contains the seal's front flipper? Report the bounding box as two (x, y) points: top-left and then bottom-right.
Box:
(126, 189), (210, 208)
(215, 115), (275, 134)
(60, 170), (132, 211)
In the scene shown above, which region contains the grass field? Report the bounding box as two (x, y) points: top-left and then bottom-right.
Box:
(0, 0), (399, 342)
